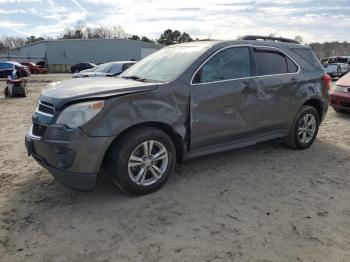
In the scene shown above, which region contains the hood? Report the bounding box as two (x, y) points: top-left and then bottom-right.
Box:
(336, 72), (350, 87)
(74, 72), (109, 78)
(40, 77), (158, 108)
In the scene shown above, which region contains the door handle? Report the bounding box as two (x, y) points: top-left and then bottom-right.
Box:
(241, 85), (254, 94)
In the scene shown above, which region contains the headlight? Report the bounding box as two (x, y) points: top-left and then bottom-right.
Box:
(56, 101), (104, 128)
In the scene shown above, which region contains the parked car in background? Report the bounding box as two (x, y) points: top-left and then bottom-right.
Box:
(71, 62), (96, 73)
(328, 56), (350, 65)
(0, 61), (15, 78)
(26, 36), (329, 195)
(37, 65), (48, 74)
(320, 57), (329, 65)
(0, 61), (30, 78)
(73, 61), (136, 78)
(324, 63), (350, 78)
(329, 72), (350, 113)
(21, 62), (40, 74)
(7, 61), (31, 77)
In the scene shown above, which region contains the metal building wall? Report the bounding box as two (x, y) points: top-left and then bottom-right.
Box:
(0, 39), (163, 72)
(46, 39), (160, 63)
(0, 41), (46, 62)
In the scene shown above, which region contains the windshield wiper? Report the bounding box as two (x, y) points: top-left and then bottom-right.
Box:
(122, 75), (146, 82)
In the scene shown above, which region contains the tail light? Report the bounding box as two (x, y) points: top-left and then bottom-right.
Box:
(323, 74), (331, 90)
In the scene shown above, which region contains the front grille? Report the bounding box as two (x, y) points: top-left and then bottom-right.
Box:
(38, 101), (55, 115)
(340, 101), (350, 108)
(32, 122), (47, 137)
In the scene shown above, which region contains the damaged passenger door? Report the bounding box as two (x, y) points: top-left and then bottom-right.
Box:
(190, 46), (259, 150)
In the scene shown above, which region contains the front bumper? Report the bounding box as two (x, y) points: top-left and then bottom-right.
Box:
(25, 124), (114, 191)
(329, 91), (350, 112)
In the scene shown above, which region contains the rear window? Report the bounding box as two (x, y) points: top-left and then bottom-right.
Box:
(291, 48), (323, 69)
(255, 51), (287, 75)
(254, 49), (298, 75)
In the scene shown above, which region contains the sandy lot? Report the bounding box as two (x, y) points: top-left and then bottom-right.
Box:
(0, 74), (350, 262)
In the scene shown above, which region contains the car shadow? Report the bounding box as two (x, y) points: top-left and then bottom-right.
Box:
(1, 138), (350, 261)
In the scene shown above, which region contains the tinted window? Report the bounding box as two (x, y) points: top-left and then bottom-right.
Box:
(195, 47), (251, 83)
(255, 50), (287, 75)
(291, 48), (323, 69)
(287, 56), (298, 73)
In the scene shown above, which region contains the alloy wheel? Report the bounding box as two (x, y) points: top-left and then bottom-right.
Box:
(128, 140), (169, 186)
(297, 114), (317, 144)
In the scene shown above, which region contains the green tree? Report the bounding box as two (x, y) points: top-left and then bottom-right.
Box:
(294, 35), (303, 43)
(158, 29), (192, 45)
(26, 35), (45, 44)
(141, 36), (154, 43)
(129, 35), (140, 41)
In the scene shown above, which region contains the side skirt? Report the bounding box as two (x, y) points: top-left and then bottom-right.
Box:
(184, 130), (287, 160)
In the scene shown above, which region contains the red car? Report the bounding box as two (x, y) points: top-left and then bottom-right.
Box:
(21, 62), (40, 74)
(329, 72), (350, 113)
(21, 62), (48, 74)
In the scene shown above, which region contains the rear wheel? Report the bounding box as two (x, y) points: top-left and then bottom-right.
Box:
(106, 127), (176, 195)
(284, 106), (320, 149)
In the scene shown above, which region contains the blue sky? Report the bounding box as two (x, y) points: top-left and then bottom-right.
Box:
(0, 0), (349, 43)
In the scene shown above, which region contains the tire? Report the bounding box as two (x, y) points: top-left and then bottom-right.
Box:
(333, 107), (344, 113)
(106, 127), (176, 195)
(283, 105), (320, 149)
(4, 87), (9, 98)
(22, 87), (27, 97)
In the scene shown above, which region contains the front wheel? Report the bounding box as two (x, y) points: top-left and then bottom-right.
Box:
(4, 87), (9, 98)
(106, 127), (176, 195)
(283, 106), (320, 149)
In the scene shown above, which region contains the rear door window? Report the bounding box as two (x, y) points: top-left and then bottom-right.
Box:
(194, 47), (251, 84)
(255, 50), (288, 75)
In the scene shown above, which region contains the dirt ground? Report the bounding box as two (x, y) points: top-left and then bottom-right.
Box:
(0, 74), (349, 262)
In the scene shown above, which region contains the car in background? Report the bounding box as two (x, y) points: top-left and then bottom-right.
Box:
(71, 62), (96, 73)
(329, 72), (350, 113)
(0, 61), (30, 78)
(324, 63), (349, 78)
(21, 62), (40, 74)
(320, 57), (329, 65)
(0, 61), (15, 78)
(73, 61), (136, 78)
(328, 56), (350, 65)
(7, 61), (31, 77)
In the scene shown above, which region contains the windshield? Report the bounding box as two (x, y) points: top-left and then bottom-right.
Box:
(324, 64), (338, 72)
(94, 63), (115, 73)
(120, 45), (210, 82)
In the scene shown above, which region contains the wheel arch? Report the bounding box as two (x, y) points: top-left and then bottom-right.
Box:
(302, 98), (324, 120)
(103, 121), (187, 166)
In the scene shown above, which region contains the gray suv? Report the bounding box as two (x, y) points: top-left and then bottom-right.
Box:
(25, 36), (330, 195)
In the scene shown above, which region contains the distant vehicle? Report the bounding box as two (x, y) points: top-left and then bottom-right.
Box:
(37, 65), (48, 74)
(21, 62), (40, 74)
(320, 57), (329, 65)
(0, 61), (15, 78)
(328, 56), (350, 65)
(324, 63), (350, 78)
(71, 62), (96, 73)
(73, 61), (136, 78)
(6, 61), (31, 77)
(36, 61), (46, 67)
(0, 61), (30, 78)
(329, 72), (350, 113)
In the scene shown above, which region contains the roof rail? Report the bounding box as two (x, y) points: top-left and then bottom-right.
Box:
(239, 35), (300, 44)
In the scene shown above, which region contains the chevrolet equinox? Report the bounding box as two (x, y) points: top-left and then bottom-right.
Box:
(25, 35), (330, 195)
